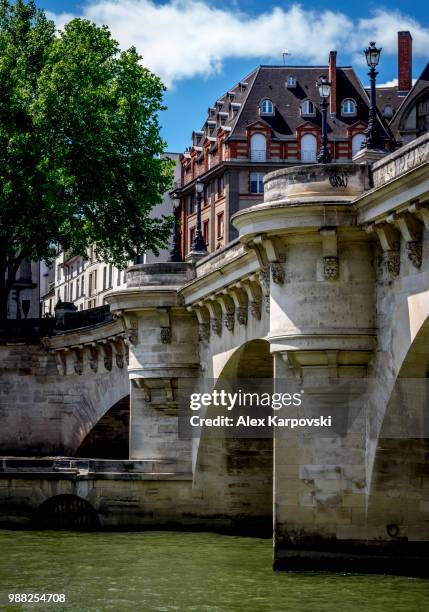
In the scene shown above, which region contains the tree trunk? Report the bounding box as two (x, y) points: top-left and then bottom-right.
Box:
(0, 255), (22, 320)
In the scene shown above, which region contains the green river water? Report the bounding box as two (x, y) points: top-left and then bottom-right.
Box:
(0, 530), (428, 611)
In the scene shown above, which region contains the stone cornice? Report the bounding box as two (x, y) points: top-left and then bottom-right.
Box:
(43, 318), (124, 350)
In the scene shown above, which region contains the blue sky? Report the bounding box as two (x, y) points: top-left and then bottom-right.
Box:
(39, 1), (429, 152)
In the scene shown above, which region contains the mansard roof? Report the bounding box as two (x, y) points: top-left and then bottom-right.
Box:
(188, 64), (392, 153)
(388, 62), (429, 137)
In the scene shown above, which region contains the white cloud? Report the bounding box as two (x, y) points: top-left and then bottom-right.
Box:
(377, 78), (417, 88)
(47, 1), (429, 87)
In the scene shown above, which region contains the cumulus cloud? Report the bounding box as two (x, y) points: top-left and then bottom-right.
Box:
(47, 1), (429, 87)
(377, 78), (417, 88)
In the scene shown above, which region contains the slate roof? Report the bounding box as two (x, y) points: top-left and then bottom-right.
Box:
(192, 65), (395, 147)
(389, 62), (429, 136)
(230, 65), (373, 140)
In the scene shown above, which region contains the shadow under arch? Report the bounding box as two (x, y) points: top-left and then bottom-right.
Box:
(75, 395), (130, 459)
(33, 494), (100, 530)
(367, 312), (429, 545)
(194, 339), (273, 536)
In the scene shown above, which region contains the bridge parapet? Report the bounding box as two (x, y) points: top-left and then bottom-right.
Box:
(42, 317), (128, 376)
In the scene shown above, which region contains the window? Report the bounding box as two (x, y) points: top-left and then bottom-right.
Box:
(204, 185), (210, 206)
(189, 194), (195, 214)
(76, 278), (79, 299)
(286, 75), (296, 88)
(81, 276), (84, 296)
(342, 99), (356, 115)
(250, 133), (267, 161)
(94, 270), (97, 293)
(57, 289), (60, 303)
(383, 104), (394, 118)
(117, 269), (121, 286)
(203, 220), (209, 244)
(108, 264), (113, 288)
(89, 273), (93, 296)
(64, 285), (68, 302)
(301, 100), (315, 116)
(260, 99), (274, 115)
(217, 212), (224, 238)
(103, 266), (107, 290)
(352, 133), (365, 156)
(69, 282), (73, 300)
(217, 176), (224, 197)
(301, 133), (317, 162)
(250, 172), (265, 193)
(189, 227), (196, 248)
(57, 265), (61, 282)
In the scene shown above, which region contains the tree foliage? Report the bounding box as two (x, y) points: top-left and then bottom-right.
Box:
(0, 0), (174, 317)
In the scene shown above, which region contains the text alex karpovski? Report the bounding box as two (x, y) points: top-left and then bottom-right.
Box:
(188, 390), (332, 429)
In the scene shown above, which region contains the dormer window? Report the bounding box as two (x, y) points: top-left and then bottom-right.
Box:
(301, 100), (315, 116)
(260, 99), (274, 115)
(341, 99), (357, 116)
(383, 104), (394, 118)
(286, 75), (296, 88)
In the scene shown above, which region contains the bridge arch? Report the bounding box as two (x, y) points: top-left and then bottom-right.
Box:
(33, 494), (100, 530)
(76, 394), (130, 459)
(368, 308), (429, 542)
(193, 339), (273, 534)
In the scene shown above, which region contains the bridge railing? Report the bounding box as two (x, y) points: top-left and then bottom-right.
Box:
(0, 305), (113, 343)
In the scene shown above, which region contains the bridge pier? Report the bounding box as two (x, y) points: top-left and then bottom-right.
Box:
(106, 263), (199, 465)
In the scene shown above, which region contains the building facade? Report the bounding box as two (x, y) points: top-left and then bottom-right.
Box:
(176, 32), (423, 259)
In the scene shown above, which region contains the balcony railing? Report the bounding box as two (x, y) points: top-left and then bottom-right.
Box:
(301, 149), (317, 162)
(250, 149), (267, 162)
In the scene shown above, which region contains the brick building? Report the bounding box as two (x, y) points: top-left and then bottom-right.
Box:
(176, 35), (420, 258)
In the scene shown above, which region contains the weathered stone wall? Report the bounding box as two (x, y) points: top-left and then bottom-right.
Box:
(0, 344), (128, 456)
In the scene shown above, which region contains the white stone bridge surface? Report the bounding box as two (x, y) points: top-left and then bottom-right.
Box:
(2, 132), (429, 575)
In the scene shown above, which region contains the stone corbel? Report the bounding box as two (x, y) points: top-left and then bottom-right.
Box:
(122, 313), (138, 345)
(230, 286), (248, 326)
(53, 348), (68, 376)
(71, 345), (84, 375)
(112, 337), (126, 369)
(218, 291), (235, 332)
(132, 378), (177, 413)
(98, 340), (112, 371)
(86, 342), (99, 372)
(392, 212), (423, 268)
(157, 307), (172, 344)
(281, 352), (302, 384)
(372, 222), (401, 278)
(408, 200), (429, 232)
(320, 227), (339, 280)
(205, 297), (222, 336)
(240, 277), (263, 321)
(247, 235), (286, 285)
(187, 303), (210, 343)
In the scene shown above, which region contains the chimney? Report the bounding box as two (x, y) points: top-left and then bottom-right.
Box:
(398, 31), (412, 92)
(329, 51), (337, 115)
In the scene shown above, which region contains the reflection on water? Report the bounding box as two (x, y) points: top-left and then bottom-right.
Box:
(0, 530), (428, 611)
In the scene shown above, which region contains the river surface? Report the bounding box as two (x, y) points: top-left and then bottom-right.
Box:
(0, 530), (428, 611)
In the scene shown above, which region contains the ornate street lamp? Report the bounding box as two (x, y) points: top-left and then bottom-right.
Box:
(316, 76), (332, 163)
(362, 41), (384, 150)
(191, 178), (207, 254)
(169, 191), (183, 262)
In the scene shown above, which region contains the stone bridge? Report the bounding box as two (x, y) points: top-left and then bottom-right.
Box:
(2, 133), (429, 575)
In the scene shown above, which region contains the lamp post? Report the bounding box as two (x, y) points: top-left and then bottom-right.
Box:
(169, 191), (183, 262)
(362, 41), (384, 150)
(191, 178), (207, 254)
(316, 76), (332, 163)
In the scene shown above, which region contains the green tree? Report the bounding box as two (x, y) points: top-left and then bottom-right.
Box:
(0, 0), (173, 318)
